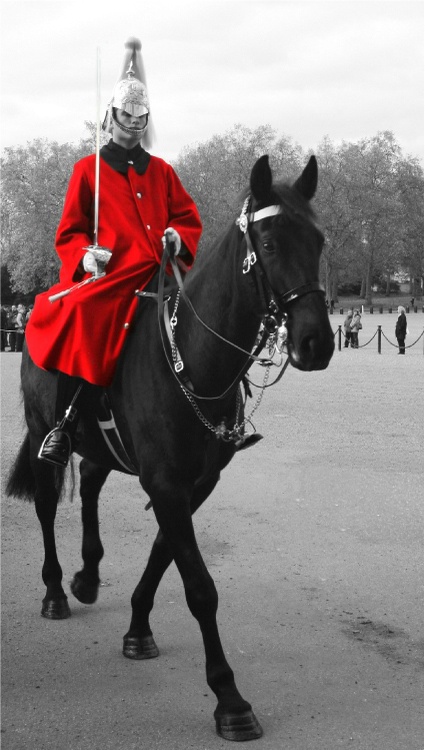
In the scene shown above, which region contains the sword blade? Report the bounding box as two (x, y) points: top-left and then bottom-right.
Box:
(93, 46), (101, 246)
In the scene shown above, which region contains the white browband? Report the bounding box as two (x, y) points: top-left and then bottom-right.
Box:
(236, 199), (281, 238)
(248, 205), (281, 223)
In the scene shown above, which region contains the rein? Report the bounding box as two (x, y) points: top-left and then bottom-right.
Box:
(154, 241), (274, 402)
(137, 195), (324, 442)
(136, 241), (270, 402)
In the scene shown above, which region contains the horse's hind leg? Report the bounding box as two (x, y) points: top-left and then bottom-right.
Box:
(123, 473), (220, 660)
(30, 442), (71, 619)
(70, 460), (109, 605)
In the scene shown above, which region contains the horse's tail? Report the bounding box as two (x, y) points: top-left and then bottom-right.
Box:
(5, 431), (36, 501)
(5, 431), (68, 502)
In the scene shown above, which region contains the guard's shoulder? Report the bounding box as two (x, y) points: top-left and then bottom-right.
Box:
(67, 155), (96, 183)
(71, 154), (96, 172)
(147, 153), (174, 172)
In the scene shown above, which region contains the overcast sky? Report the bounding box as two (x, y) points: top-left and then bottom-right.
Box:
(0, 0), (423, 164)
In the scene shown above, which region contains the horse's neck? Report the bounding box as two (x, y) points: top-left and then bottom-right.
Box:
(177, 228), (261, 393)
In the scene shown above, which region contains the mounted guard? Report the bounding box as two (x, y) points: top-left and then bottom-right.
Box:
(25, 37), (202, 467)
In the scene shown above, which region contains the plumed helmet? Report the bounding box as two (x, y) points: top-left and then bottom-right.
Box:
(103, 37), (154, 148)
(112, 68), (149, 118)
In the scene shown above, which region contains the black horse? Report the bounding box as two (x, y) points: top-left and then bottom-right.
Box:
(6, 154), (334, 741)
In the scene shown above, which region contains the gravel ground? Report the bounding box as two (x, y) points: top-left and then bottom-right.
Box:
(1, 312), (423, 750)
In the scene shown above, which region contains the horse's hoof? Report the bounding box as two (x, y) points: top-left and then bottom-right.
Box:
(215, 710), (263, 742)
(70, 575), (99, 604)
(41, 596), (71, 620)
(123, 635), (159, 660)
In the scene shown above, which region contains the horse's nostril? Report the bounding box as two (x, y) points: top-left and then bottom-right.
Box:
(296, 332), (335, 370)
(300, 335), (316, 357)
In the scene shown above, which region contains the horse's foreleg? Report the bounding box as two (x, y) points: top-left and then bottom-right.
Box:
(150, 478), (263, 741)
(123, 474), (221, 660)
(70, 460), (109, 605)
(31, 443), (71, 620)
(123, 528), (170, 659)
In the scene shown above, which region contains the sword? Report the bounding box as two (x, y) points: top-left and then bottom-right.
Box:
(49, 47), (111, 304)
(93, 45), (101, 248)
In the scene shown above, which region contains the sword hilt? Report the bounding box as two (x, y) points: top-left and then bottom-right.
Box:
(83, 245), (112, 278)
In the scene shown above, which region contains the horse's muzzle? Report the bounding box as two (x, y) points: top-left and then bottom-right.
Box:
(288, 327), (335, 371)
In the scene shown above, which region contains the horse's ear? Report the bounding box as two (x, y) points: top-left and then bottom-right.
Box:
(293, 155), (318, 201)
(250, 155), (272, 201)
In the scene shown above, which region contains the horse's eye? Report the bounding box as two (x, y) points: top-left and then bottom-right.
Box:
(262, 240), (274, 253)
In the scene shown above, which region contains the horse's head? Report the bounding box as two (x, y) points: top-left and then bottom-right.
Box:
(243, 155), (334, 371)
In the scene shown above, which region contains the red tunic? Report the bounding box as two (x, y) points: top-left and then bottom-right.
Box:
(25, 150), (202, 386)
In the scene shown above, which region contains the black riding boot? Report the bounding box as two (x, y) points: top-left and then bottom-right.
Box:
(38, 375), (88, 467)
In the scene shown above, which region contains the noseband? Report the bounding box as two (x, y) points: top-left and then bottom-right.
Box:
(236, 196), (324, 321)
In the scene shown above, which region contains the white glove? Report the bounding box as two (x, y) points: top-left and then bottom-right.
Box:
(82, 247), (112, 277)
(162, 227), (181, 256)
(83, 251), (98, 274)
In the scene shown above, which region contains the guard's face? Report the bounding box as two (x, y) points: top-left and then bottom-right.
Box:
(115, 109), (148, 130)
(112, 109), (148, 148)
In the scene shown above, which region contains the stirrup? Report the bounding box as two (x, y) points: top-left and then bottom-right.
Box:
(234, 433), (263, 451)
(38, 428), (72, 467)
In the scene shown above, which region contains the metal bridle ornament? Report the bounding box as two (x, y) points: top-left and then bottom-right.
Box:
(236, 198), (288, 343)
(235, 196), (325, 328)
(236, 198), (282, 275)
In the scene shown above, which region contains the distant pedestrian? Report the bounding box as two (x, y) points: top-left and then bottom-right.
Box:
(350, 309), (362, 348)
(14, 304), (27, 352)
(1, 306), (8, 351)
(410, 297), (414, 310)
(330, 298), (335, 313)
(395, 305), (407, 354)
(343, 309), (353, 348)
(6, 306), (18, 352)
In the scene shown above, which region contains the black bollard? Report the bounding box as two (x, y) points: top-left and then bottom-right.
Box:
(338, 325), (342, 351)
(378, 325), (382, 354)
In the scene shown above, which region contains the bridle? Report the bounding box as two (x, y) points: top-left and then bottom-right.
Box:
(237, 196), (325, 329)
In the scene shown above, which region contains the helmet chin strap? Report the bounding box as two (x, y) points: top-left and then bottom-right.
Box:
(112, 110), (148, 138)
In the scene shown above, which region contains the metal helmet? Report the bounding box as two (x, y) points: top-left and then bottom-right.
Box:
(111, 63), (149, 118)
(102, 37), (153, 147)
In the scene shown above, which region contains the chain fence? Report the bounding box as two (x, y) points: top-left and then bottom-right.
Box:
(2, 324), (424, 357)
(335, 325), (424, 352)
